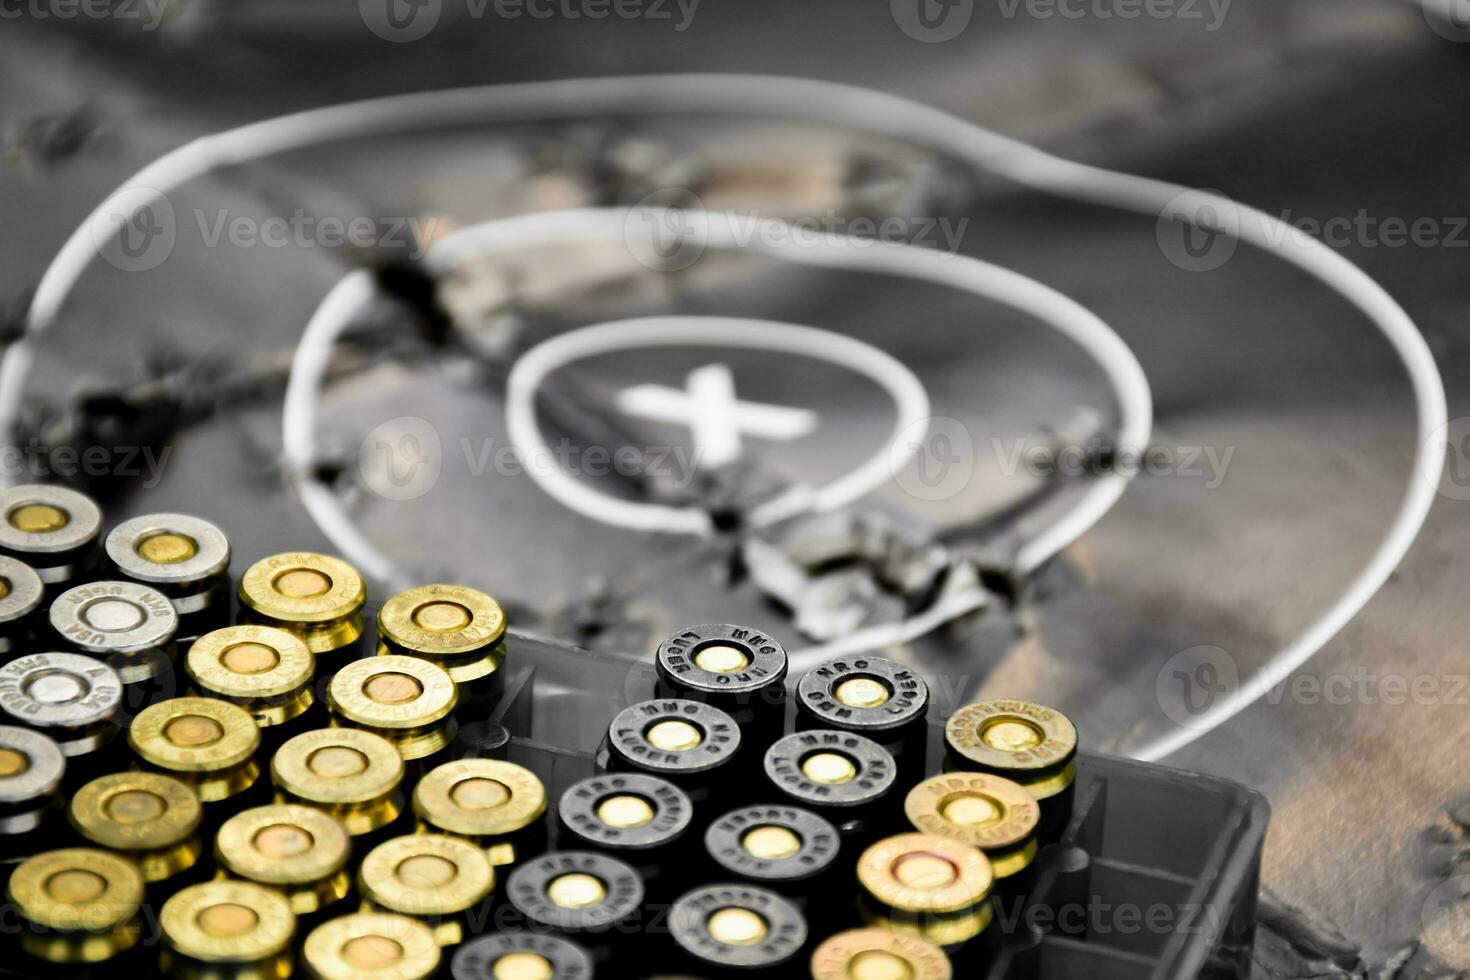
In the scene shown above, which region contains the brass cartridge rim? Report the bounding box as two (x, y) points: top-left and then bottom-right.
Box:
(187, 625), (316, 702)
(70, 771), (202, 851)
(857, 832), (993, 916)
(303, 912), (441, 980)
(944, 699), (1078, 792)
(161, 879), (296, 963)
(7, 847), (144, 933)
(329, 655), (458, 731)
(272, 728), (404, 806)
(810, 928), (953, 980)
(359, 833), (495, 918)
(130, 696), (261, 773)
(904, 773), (1041, 852)
(413, 758), (547, 839)
(377, 584), (506, 656)
(238, 552), (365, 626)
(216, 803), (353, 885)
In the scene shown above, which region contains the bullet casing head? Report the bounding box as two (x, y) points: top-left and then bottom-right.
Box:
(810, 929), (953, 980)
(215, 803), (353, 915)
(0, 652), (123, 756)
(763, 730), (898, 811)
(668, 883), (808, 970)
(605, 698), (742, 780)
(6, 847), (145, 962)
(904, 773), (1040, 879)
(105, 513), (231, 606)
(272, 727), (405, 835)
(376, 584), (506, 686)
(186, 625), (316, 727)
(69, 771), (203, 882)
(328, 655), (459, 760)
(505, 851), (645, 936)
(557, 772), (693, 853)
(705, 804), (841, 884)
(359, 833), (495, 945)
(451, 932), (595, 980)
(303, 912), (441, 980)
(0, 725), (65, 834)
(857, 833), (995, 947)
(128, 696), (262, 802)
(238, 553), (366, 658)
(0, 485), (102, 584)
(796, 656), (930, 735)
(654, 623), (788, 713)
(944, 699), (1078, 800)
(414, 758), (548, 846)
(0, 555), (44, 652)
(50, 580), (179, 656)
(160, 879), (296, 972)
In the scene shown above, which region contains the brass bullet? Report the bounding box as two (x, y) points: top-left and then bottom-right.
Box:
(302, 912), (440, 980)
(69, 771), (203, 883)
(129, 696), (262, 804)
(215, 804), (353, 916)
(944, 699), (1078, 802)
(810, 928), (953, 980)
(271, 728), (404, 837)
(904, 773), (1040, 880)
(358, 833), (495, 947)
(6, 847), (145, 963)
(856, 832), (995, 948)
(186, 625), (316, 730)
(237, 554), (365, 666)
(412, 759), (547, 867)
(159, 879), (296, 980)
(376, 584), (506, 704)
(327, 655), (458, 761)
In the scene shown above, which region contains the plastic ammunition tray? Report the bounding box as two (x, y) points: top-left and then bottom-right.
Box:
(491, 632), (1270, 980)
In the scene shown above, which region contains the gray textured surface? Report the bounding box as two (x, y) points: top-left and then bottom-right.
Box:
(1, 1), (1468, 974)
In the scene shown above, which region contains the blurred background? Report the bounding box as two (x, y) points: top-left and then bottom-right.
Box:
(2, 0), (1469, 974)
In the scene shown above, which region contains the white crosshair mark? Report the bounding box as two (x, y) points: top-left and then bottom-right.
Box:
(615, 363), (819, 468)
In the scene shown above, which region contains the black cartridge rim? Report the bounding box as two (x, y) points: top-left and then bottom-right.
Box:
(796, 656), (929, 733)
(451, 932), (595, 980)
(764, 730), (898, 809)
(506, 851), (645, 934)
(669, 882), (808, 969)
(705, 804), (840, 883)
(559, 772), (693, 851)
(655, 624), (788, 700)
(606, 698), (741, 776)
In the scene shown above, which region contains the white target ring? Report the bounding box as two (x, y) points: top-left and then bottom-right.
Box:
(504, 317), (931, 535)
